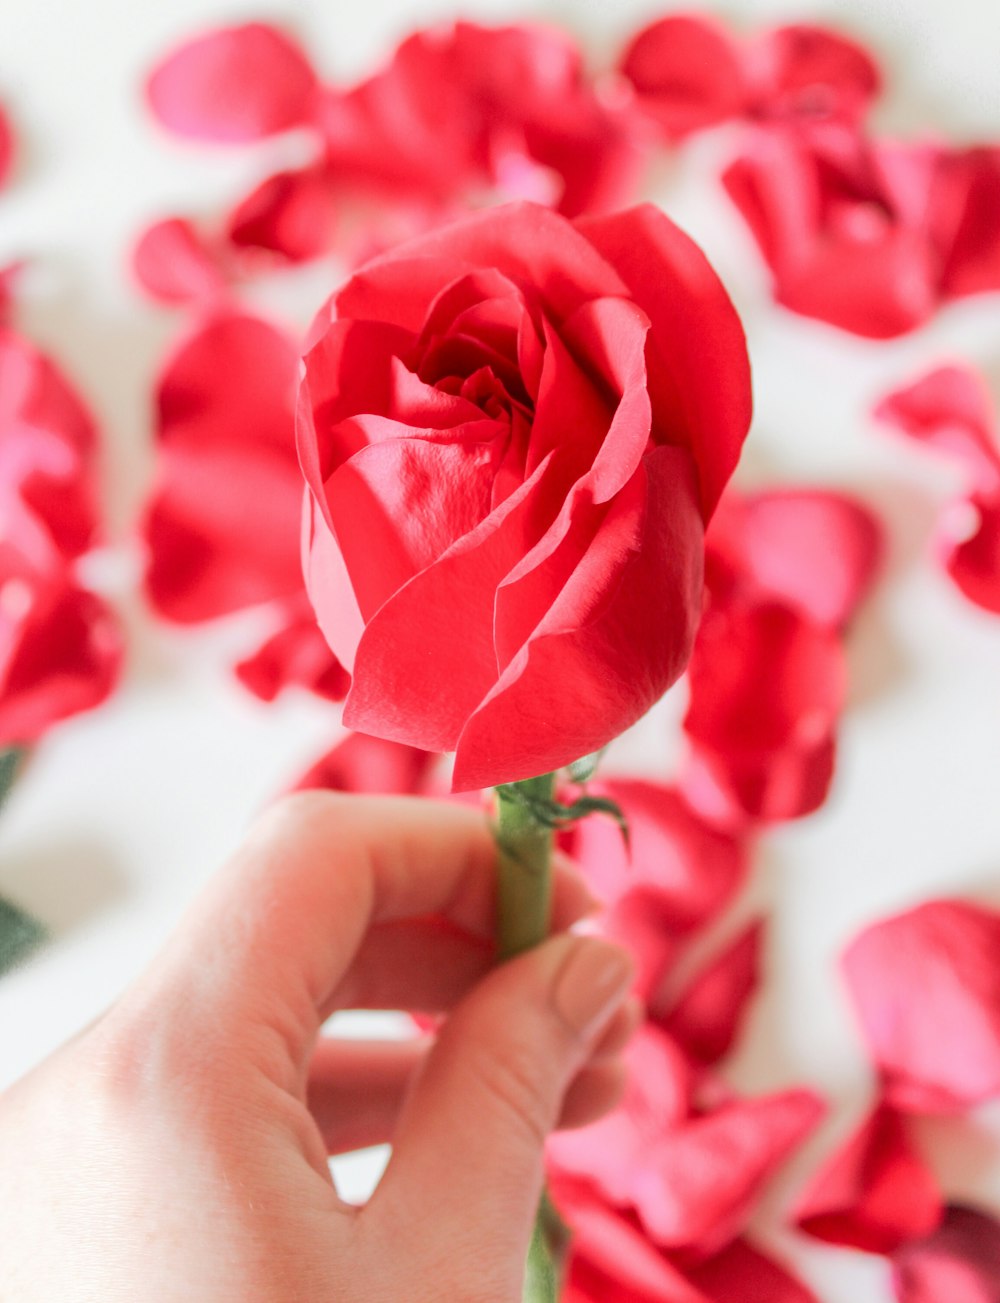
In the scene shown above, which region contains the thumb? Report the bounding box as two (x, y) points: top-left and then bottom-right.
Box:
(363, 933), (634, 1295)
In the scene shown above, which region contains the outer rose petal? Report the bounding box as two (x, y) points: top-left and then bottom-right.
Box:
(227, 165), (339, 263)
(657, 920), (764, 1064)
(686, 1238), (819, 1303)
(132, 217), (229, 305)
(706, 489), (883, 629)
(842, 899), (1000, 1113)
(234, 598), (349, 703)
(0, 570), (123, 745)
(792, 1104), (941, 1253)
(577, 204), (752, 519)
(748, 24), (881, 126)
(619, 16), (746, 140)
(891, 1205), (1000, 1303)
(143, 312), (302, 622)
(292, 730), (439, 796)
(146, 23), (319, 143)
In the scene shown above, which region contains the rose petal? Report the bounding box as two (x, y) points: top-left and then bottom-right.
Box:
(143, 313), (302, 622)
(842, 899), (1000, 1113)
(747, 24), (881, 126)
(578, 203), (752, 519)
(657, 920), (764, 1064)
(936, 147), (1000, 300)
(944, 490), (1000, 613)
(292, 730), (439, 796)
(706, 489), (883, 630)
(891, 1205), (1000, 1303)
(619, 16), (746, 140)
(793, 1104), (942, 1252)
(227, 164), (339, 263)
(0, 104), (15, 189)
(234, 598), (349, 703)
(146, 22), (319, 143)
(132, 217), (229, 305)
(686, 1238), (819, 1303)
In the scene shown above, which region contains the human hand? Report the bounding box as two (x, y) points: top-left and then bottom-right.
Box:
(0, 793), (637, 1301)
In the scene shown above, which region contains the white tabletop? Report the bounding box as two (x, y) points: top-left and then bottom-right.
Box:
(2, 1), (1000, 1298)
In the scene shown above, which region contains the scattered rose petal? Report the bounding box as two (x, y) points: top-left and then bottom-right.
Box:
(686, 1237), (819, 1303)
(0, 105), (14, 188)
(935, 147), (1000, 300)
(292, 730), (440, 796)
(746, 24), (881, 126)
(226, 164), (339, 263)
(891, 1205), (1000, 1303)
(792, 1104), (942, 1252)
(142, 311), (302, 622)
(234, 596), (349, 703)
(146, 22), (319, 143)
(706, 489), (883, 630)
(656, 920), (764, 1064)
(132, 217), (229, 305)
(842, 899), (1000, 1113)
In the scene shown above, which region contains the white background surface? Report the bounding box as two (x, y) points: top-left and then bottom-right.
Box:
(2, 1), (1000, 1298)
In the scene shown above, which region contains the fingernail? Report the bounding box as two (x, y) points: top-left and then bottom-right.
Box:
(551, 938), (634, 1039)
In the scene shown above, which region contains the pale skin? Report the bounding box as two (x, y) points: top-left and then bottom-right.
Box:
(0, 792), (638, 1302)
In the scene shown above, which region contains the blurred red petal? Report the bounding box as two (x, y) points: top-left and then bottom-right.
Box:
(793, 1104), (942, 1252)
(687, 1238), (819, 1303)
(234, 598), (349, 703)
(891, 1205), (1000, 1303)
(936, 147), (1000, 300)
(0, 105), (14, 188)
(132, 217), (229, 305)
(842, 899), (1000, 1113)
(146, 22), (319, 143)
(747, 24), (881, 126)
(292, 730), (439, 796)
(619, 15), (746, 140)
(657, 920), (764, 1064)
(142, 312), (303, 622)
(226, 164), (339, 263)
(944, 490), (1000, 613)
(706, 489), (883, 629)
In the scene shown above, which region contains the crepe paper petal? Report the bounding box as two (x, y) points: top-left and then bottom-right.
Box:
(234, 599), (349, 704)
(706, 489), (884, 630)
(145, 22), (319, 143)
(657, 920), (764, 1065)
(842, 899), (1000, 1114)
(142, 312), (303, 622)
(747, 24), (881, 127)
(548, 1024), (696, 1201)
(131, 217), (229, 305)
(226, 164), (339, 263)
(577, 203), (753, 520)
(292, 730), (440, 797)
(722, 123), (941, 338)
(792, 1103), (941, 1253)
(686, 1238), (819, 1303)
(935, 147), (1000, 300)
(891, 1205), (1000, 1303)
(0, 106), (14, 189)
(619, 15), (746, 141)
(632, 1088), (826, 1256)
(0, 326), (101, 563)
(0, 567), (123, 746)
(682, 600), (846, 827)
(873, 365), (1000, 493)
(0, 895), (47, 977)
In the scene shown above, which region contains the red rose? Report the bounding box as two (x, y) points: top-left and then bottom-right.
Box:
(298, 201), (751, 789)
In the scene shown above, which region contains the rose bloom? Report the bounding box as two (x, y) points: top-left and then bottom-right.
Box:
(298, 202), (751, 789)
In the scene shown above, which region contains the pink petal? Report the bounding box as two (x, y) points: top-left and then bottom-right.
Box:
(657, 920), (764, 1064)
(0, 104), (15, 189)
(131, 217), (229, 305)
(748, 24), (881, 126)
(842, 899), (1000, 1113)
(227, 164), (339, 263)
(935, 147), (1000, 300)
(292, 730), (439, 796)
(891, 1205), (1000, 1303)
(619, 15), (746, 140)
(577, 203), (752, 519)
(706, 488), (883, 629)
(686, 1238), (819, 1303)
(792, 1104), (942, 1252)
(143, 313), (303, 622)
(944, 490), (1000, 613)
(146, 22), (319, 143)
(234, 598), (349, 703)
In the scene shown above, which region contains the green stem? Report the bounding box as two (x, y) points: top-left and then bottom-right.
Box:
(495, 773), (556, 959)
